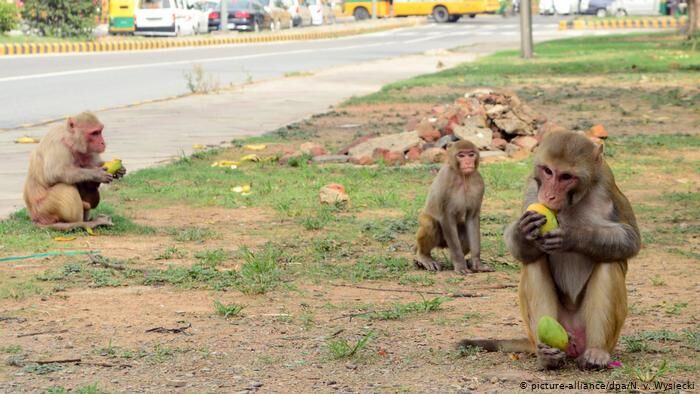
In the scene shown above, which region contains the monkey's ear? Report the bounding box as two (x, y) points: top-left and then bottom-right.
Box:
(67, 118), (76, 133)
(593, 142), (604, 164)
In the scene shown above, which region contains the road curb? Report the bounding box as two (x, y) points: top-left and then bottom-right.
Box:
(0, 19), (421, 57)
(558, 16), (688, 30)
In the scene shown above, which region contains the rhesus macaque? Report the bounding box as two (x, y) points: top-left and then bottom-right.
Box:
(23, 112), (127, 230)
(459, 131), (640, 370)
(415, 140), (493, 274)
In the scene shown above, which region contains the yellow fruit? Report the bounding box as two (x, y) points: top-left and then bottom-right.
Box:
(537, 315), (569, 351)
(527, 203), (559, 234)
(14, 136), (40, 144)
(243, 144), (267, 151)
(240, 154), (260, 162)
(102, 159), (123, 175)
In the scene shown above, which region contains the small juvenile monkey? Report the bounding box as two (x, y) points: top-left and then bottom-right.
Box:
(23, 112), (126, 230)
(459, 131), (640, 370)
(415, 140), (493, 274)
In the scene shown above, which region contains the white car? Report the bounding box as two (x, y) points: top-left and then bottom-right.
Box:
(185, 0), (212, 33)
(135, 0), (197, 36)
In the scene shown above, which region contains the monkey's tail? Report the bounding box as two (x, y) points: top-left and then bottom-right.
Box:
(458, 338), (533, 353)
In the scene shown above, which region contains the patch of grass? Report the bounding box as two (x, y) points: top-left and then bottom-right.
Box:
(398, 273), (435, 287)
(213, 300), (245, 318)
(0, 279), (45, 300)
(650, 275), (666, 286)
(195, 249), (229, 267)
(349, 255), (412, 282)
(612, 359), (671, 383)
(361, 215), (417, 243)
(237, 244), (284, 295)
(43, 385), (108, 394)
(143, 263), (238, 290)
(23, 363), (64, 375)
(155, 246), (188, 260)
(621, 330), (683, 353)
(365, 297), (447, 321)
(326, 329), (375, 360)
(169, 227), (216, 242)
(664, 302), (688, 316)
(0, 206), (151, 253)
(0, 345), (21, 353)
(683, 328), (700, 351)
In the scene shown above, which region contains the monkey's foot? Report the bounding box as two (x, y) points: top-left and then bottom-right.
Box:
(414, 255), (441, 271)
(86, 215), (114, 229)
(453, 265), (471, 275)
(537, 344), (566, 370)
(468, 260), (494, 273)
(576, 348), (610, 370)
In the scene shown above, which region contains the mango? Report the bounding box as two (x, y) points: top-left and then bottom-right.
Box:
(102, 159), (123, 175)
(527, 203), (559, 234)
(537, 315), (569, 351)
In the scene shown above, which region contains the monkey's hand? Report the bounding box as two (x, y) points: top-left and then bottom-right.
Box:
(93, 168), (114, 184)
(517, 210), (547, 241)
(535, 228), (567, 254)
(113, 166), (127, 179)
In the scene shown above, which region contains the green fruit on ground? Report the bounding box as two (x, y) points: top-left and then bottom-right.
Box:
(537, 315), (569, 351)
(527, 203), (559, 234)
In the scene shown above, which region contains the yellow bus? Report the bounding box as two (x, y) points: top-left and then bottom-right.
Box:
(344, 0), (499, 22)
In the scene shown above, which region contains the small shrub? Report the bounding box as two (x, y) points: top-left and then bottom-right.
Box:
(0, 2), (18, 33)
(21, 0), (97, 38)
(326, 330), (375, 359)
(213, 300), (245, 318)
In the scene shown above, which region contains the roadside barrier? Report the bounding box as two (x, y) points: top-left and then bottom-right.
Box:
(559, 16), (687, 30)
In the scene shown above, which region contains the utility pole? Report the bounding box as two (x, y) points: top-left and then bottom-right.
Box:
(519, 0), (533, 58)
(220, 0), (229, 32)
(372, 0), (377, 19)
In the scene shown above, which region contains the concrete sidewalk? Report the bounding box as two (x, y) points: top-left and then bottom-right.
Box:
(2, 42), (521, 218)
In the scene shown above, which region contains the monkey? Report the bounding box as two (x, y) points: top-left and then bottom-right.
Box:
(23, 112), (127, 230)
(414, 140), (493, 274)
(458, 131), (640, 370)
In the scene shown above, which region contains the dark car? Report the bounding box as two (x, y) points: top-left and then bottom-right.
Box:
(208, 0), (269, 32)
(579, 0), (615, 16)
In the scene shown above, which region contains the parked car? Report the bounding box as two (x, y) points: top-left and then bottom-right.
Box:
(259, 0), (294, 29)
(306, 0), (333, 25)
(208, 0), (270, 31)
(185, 0), (212, 33)
(135, 0), (197, 37)
(539, 0), (580, 14)
(607, 0), (660, 16)
(579, 0), (616, 15)
(280, 0), (311, 26)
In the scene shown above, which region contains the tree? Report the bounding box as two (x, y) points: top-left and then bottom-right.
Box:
(21, 0), (97, 38)
(689, 0), (699, 36)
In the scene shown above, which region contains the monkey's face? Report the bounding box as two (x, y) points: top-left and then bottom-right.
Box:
(84, 125), (106, 154)
(536, 164), (578, 211)
(456, 149), (478, 175)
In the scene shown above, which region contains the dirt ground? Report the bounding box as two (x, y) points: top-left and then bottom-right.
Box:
(0, 79), (698, 393)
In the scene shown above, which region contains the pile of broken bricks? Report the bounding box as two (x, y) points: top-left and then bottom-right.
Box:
(279, 89), (609, 166)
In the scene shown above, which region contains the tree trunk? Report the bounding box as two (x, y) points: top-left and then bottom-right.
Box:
(690, 0), (699, 36)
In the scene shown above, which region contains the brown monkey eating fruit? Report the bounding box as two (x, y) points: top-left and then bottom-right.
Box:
(23, 112), (126, 230)
(458, 131), (640, 370)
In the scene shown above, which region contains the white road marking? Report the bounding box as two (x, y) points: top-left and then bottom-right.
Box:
(0, 42), (389, 83)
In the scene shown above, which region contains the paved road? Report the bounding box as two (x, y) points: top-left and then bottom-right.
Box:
(0, 16), (570, 129)
(0, 15), (621, 218)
